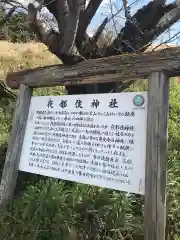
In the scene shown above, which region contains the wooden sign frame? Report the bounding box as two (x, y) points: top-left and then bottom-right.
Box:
(0, 47), (174, 240)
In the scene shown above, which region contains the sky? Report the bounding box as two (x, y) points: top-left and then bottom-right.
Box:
(13, 0), (153, 35)
(4, 0), (180, 44)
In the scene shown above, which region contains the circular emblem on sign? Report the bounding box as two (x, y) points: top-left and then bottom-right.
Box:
(133, 95), (145, 107)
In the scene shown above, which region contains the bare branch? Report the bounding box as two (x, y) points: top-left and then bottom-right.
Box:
(37, 0), (98, 60)
(1, 0), (27, 11)
(39, 0), (44, 10)
(28, 2), (85, 64)
(77, 0), (103, 46)
(105, 1), (176, 56)
(0, 6), (16, 28)
(28, 3), (64, 60)
(122, 0), (131, 21)
(153, 0), (166, 7)
(152, 31), (180, 51)
(52, 0), (69, 35)
(92, 17), (108, 43)
(152, 7), (180, 38)
(139, 6), (180, 50)
(43, 0), (83, 53)
(60, 0), (83, 55)
(28, 3), (51, 43)
(32, 0), (45, 10)
(43, 0), (72, 39)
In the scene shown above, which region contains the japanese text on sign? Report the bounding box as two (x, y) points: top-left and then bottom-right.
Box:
(19, 92), (147, 195)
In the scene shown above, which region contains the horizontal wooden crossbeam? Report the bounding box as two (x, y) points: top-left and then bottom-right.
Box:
(6, 47), (180, 89)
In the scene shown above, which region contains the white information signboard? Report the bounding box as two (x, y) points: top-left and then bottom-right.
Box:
(19, 92), (147, 195)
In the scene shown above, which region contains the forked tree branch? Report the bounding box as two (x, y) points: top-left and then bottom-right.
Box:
(76, 0), (103, 46)
(28, 2), (85, 64)
(42, 0), (101, 59)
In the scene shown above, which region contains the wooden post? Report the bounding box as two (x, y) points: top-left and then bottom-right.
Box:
(0, 84), (32, 208)
(144, 72), (169, 240)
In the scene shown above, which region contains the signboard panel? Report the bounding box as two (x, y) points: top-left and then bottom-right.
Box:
(19, 92), (147, 195)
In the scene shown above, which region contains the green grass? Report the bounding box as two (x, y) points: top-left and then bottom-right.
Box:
(0, 41), (180, 239)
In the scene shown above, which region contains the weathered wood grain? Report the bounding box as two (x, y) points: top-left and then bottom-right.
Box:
(144, 72), (169, 240)
(6, 47), (180, 89)
(0, 84), (32, 208)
